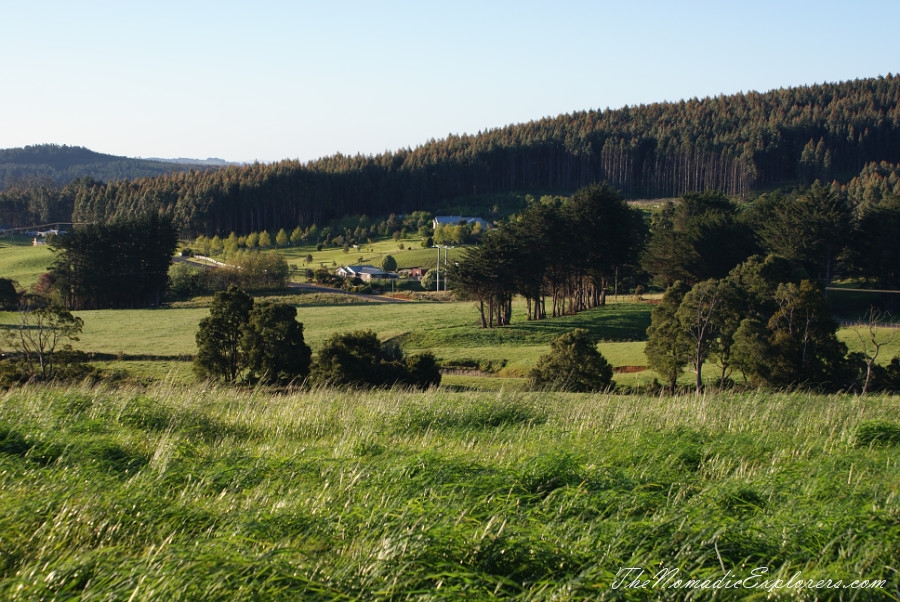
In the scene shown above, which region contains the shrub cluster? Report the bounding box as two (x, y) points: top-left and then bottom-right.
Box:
(311, 330), (441, 390)
(646, 254), (898, 393)
(194, 287), (311, 385)
(528, 329), (613, 392)
(194, 288), (440, 390)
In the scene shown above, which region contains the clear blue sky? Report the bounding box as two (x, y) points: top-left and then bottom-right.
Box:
(3, 0), (898, 164)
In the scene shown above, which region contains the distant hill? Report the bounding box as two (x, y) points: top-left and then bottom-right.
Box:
(0, 144), (224, 190)
(144, 157), (237, 167)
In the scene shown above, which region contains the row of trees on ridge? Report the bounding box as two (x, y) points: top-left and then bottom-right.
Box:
(4, 77), (900, 235)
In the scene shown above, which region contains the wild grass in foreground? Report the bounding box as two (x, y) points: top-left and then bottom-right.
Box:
(0, 384), (898, 600)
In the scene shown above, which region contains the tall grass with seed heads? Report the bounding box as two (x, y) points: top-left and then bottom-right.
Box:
(0, 382), (898, 600)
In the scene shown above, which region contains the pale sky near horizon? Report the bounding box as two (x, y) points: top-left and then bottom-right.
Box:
(2, 1), (898, 164)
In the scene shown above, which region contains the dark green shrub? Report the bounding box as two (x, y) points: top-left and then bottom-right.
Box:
(0, 277), (20, 310)
(518, 452), (583, 495)
(528, 329), (613, 392)
(0, 425), (30, 456)
(405, 352), (441, 390)
(853, 420), (900, 447)
(311, 330), (440, 389)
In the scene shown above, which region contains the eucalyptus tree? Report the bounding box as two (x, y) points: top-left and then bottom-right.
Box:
(645, 281), (692, 392)
(675, 279), (725, 393)
(3, 295), (83, 380)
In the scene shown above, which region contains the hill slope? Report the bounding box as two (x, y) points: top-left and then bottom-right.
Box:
(0, 144), (221, 190)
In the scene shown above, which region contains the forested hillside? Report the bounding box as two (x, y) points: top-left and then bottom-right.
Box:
(2, 76), (899, 234)
(0, 145), (218, 192)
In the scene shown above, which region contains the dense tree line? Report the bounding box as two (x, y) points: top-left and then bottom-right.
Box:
(449, 184), (646, 327)
(47, 215), (178, 310)
(167, 251), (290, 299)
(0, 176), (87, 227)
(645, 255), (900, 393)
(3, 77), (900, 235)
(640, 181), (900, 296)
(187, 211), (435, 258)
(640, 191), (759, 287)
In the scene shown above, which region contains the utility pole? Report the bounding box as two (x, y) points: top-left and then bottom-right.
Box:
(434, 245), (440, 292)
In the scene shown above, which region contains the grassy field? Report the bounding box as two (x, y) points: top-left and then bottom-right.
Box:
(5, 233), (900, 390)
(0, 237), (54, 288)
(0, 383), (897, 600)
(3, 291), (899, 390)
(3, 235), (899, 598)
(252, 236), (461, 274)
(1, 297), (660, 386)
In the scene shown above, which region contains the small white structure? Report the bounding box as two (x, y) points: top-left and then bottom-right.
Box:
(432, 216), (491, 230)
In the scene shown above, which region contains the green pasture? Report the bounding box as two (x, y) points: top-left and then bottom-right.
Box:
(245, 235), (461, 274)
(0, 238), (54, 288)
(4, 290), (899, 388)
(838, 325), (900, 361)
(4, 229), (900, 390)
(1, 297), (658, 386)
(0, 383), (897, 598)
(26, 297), (650, 360)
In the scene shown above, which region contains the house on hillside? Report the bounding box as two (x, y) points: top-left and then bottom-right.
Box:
(336, 265), (397, 282)
(399, 267), (425, 279)
(432, 216), (491, 230)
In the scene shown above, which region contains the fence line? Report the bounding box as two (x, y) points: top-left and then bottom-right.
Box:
(194, 255), (229, 268)
(839, 321), (900, 330)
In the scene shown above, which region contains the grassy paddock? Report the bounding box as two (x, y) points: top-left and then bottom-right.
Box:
(4, 294), (899, 388)
(838, 325), (900, 361)
(0, 383), (897, 600)
(0, 239), (54, 288)
(274, 236), (458, 274)
(0, 298), (655, 374)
